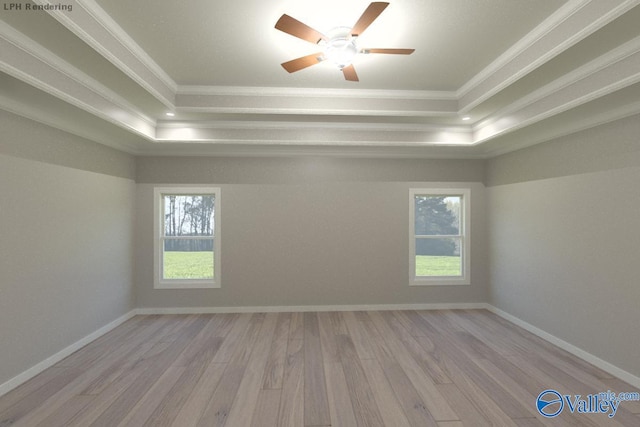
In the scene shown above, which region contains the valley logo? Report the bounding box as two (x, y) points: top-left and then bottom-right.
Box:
(537, 389), (640, 419)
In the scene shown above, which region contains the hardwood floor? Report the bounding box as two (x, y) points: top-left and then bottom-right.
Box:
(1, 309), (638, 426)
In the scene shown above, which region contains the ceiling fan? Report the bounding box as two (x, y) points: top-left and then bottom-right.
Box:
(275, 2), (414, 82)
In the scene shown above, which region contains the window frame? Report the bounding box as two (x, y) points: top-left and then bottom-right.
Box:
(409, 188), (470, 286)
(153, 186), (221, 289)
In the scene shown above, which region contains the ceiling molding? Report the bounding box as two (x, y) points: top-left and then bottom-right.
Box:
(0, 21), (156, 139)
(155, 122), (473, 146)
(177, 85), (457, 100)
(457, 0), (589, 101)
(133, 143), (486, 160)
(175, 92), (458, 117)
(32, 0), (177, 107)
(473, 35), (640, 143)
(481, 100), (640, 158)
(2, 1), (639, 158)
(458, 0), (640, 112)
(0, 93), (143, 154)
(157, 120), (469, 132)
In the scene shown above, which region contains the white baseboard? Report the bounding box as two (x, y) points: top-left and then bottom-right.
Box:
(134, 302), (487, 315)
(486, 305), (640, 390)
(0, 310), (137, 398)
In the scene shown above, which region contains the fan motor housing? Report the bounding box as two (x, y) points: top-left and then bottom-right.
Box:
(322, 27), (358, 68)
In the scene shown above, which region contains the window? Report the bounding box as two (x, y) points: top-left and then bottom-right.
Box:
(154, 187), (220, 289)
(409, 188), (470, 285)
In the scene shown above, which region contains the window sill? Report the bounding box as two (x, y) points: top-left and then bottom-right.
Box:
(154, 280), (220, 290)
(409, 277), (470, 286)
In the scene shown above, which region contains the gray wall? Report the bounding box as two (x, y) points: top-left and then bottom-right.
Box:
(3, 105), (639, 389)
(0, 111), (136, 388)
(486, 113), (640, 378)
(135, 156), (488, 308)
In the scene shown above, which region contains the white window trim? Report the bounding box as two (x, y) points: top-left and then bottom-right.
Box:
(409, 188), (470, 286)
(153, 186), (221, 289)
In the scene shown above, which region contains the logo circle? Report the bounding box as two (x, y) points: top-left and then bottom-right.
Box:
(537, 389), (564, 418)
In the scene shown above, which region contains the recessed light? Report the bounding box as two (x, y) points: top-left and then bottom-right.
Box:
(165, 112), (175, 117)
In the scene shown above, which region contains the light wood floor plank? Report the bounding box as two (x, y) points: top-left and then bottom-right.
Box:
(0, 367), (84, 426)
(210, 312), (253, 363)
(195, 313), (265, 427)
(367, 311), (458, 421)
(336, 334), (386, 427)
(437, 422), (464, 427)
(32, 394), (94, 427)
(512, 418), (545, 427)
(88, 315), (211, 427)
(250, 389), (281, 427)
(303, 312), (331, 426)
(418, 311), (535, 420)
(318, 311), (340, 364)
(2, 310), (638, 427)
(436, 383), (492, 427)
(0, 367), (69, 415)
(342, 311), (376, 360)
(289, 312), (304, 340)
(225, 312), (279, 427)
(277, 339), (304, 427)
(11, 343), (146, 427)
(389, 310), (453, 384)
(360, 358), (412, 427)
(64, 363), (149, 427)
(439, 356), (518, 427)
(360, 314), (439, 426)
(116, 366), (185, 427)
(262, 312), (292, 389)
(329, 311), (349, 335)
(54, 315), (150, 369)
(142, 337), (224, 427)
(168, 360), (226, 427)
(324, 361), (358, 427)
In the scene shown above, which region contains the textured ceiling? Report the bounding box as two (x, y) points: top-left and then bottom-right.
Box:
(1, 0), (640, 158)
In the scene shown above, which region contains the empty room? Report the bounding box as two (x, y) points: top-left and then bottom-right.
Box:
(1, 0), (639, 425)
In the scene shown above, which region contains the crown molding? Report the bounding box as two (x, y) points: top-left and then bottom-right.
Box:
(177, 85), (457, 100)
(157, 120), (469, 132)
(458, 0), (640, 112)
(133, 142), (486, 159)
(0, 21), (156, 140)
(3, 0), (639, 158)
(0, 93), (143, 154)
(175, 91), (458, 117)
(155, 122), (473, 146)
(480, 100), (640, 158)
(33, 0), (177, 107)
(457, 0), (588, 102)
(474, 38), (640, 143)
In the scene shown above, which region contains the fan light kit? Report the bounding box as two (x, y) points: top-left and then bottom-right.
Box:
(275, 2), (414, 82)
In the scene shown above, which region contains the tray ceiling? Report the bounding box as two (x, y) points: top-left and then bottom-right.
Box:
(1, 0), (640, 157)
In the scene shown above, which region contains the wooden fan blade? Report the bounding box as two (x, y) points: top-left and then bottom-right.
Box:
(281, 53), (324, 73)
(342, 64), (359, 82)
(362, 48), (415, 55)
(275, 14), (327, 44)
(351, 2), (389, 36)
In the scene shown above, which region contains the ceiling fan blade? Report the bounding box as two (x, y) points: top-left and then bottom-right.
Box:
(350, 2), (389, 36)
(281, 53), (324, 73)
(342, 64), (359, 82)
(361, 48), (415, 55)
(275, 14), (327, 44)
